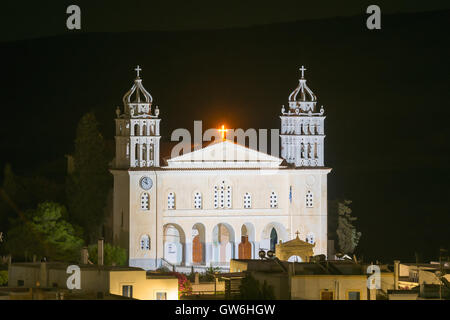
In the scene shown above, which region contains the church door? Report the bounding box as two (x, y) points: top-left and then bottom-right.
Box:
(238, 236), (252, 259)
(270, 228), (278, 251)
(192, 235), (203, 264)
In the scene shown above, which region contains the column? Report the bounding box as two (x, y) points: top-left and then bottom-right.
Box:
(130, 141), (136, 167)
(234, 226), (241, 260)
(253, 241), (260, 259)
(185, 227), (192, 266)
(205, 227), (213, 266)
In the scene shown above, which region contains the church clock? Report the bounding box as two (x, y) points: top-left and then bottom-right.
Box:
(140, 176), (153, 190)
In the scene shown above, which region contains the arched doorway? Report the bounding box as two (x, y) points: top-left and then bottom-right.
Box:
(270, 228), (278, 251)
(192, 223), (205, 265)
(163, 224), (185, 265)
(212, 223), (235, 265)
(260, 222), (288, 253)
(239, 223), (255, 259)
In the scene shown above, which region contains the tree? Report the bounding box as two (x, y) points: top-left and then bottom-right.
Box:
(240, 273), (275, 300)
(0, 164), (65, 256)
(87, 243), (127, 266)
(5, 202), (84, 262)
(0, 270), (7, 286)
(66, 112), (112, 243)
(335, 200), (362, 254)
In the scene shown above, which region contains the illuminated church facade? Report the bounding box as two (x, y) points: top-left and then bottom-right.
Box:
(110, 66), (331, 270)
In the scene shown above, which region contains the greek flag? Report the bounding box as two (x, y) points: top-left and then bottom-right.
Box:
(289, 186), (292, 203)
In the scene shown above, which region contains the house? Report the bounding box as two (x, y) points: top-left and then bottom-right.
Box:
(7, 261), (178, 300)
(230, 259), (394, 300)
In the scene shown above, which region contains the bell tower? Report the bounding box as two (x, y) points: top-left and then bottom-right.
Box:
(114, 66), (161, 169)
(280, 66), (325, 167)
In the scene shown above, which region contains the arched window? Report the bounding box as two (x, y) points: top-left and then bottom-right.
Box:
(194, 192), (202, 209)
(134, 123), (140, 136)
(226, 186), (232, 208)
(167, 192), (175, 210)
(214, 182), (232, 209)
(150, 123), (155, 135)
(150, 144), (154, 160)
(306, 190), (313, 208)
(220, 185), (225, 208)
(244, 193), (252, 209)
(140, 235), (150, 250)
(213, 186), (219, 209)
(270, 191), (278, 208)
(306, 232), (315, 244)
(135, 143), (139, 162)
(141, 192), (149, 210)
(142, 144), (147, 161)
(142, 123), (147, 136)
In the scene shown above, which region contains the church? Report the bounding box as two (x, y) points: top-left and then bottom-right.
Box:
(110, 66), (331, 271)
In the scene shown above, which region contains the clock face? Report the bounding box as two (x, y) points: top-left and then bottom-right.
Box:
(140, 177), (153, 190)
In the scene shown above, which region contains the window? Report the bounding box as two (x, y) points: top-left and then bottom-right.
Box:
(122, 285), (133, 298)
(226, 186), (232, 208)
(156, 292), (167, 300)
(140, 235), (150, 250)
(194, 192), (202, 209)
(244, 193), (252, 209)
(142, 144), (147, 161)
(320, 290), (334, 300)
(348, 291), (361, 300)
(220, 185), (225, 208)
(306, 232), (315, 244)
(141, 193), (149, 210)
(306, 190), (313, 208)
(214, 182), (232, 209)
(270, 192), (278, 208)
(214, 186), (219, 209)
(168, 192), (175, 209)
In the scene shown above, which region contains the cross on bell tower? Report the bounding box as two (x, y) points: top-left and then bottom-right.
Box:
(135, 65), (142, 78)
(299, 65), (306, 79)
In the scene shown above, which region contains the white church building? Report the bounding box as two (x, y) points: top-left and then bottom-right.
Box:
(110, 66), (331, 271)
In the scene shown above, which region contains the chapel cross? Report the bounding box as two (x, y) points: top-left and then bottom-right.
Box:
(299, 65), (306, 78)
(135, 65), (142, 78)
(218, 125), (228, 140)
(295, 230), (300, 238)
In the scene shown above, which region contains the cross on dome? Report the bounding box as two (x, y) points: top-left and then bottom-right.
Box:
(299, 66), (306, 79)
(295, 230), (300, 238)
(135, 65), (142, 78)
(288, 65), (317, 103)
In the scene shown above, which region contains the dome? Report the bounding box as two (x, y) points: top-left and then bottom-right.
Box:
(288, 66), (317, 102)
(288, 78), (317, 102)
(122, 66), (153, 106)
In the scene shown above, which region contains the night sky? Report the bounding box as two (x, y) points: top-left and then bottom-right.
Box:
(0, 1), (449, 263)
